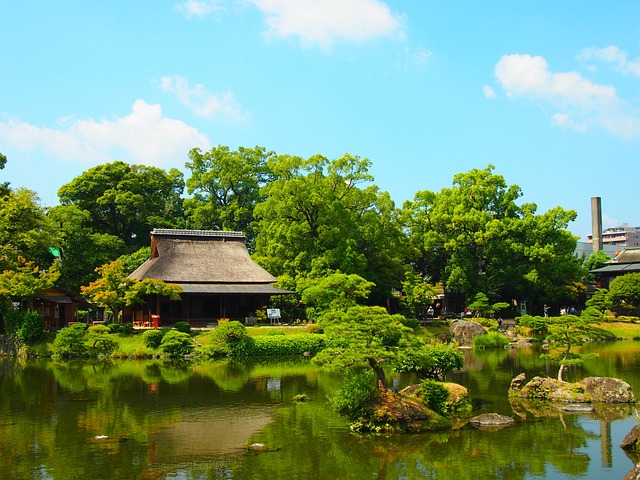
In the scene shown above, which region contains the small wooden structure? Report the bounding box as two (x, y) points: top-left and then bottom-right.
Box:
(126, 229), (293, 327)
(33, 288), (90, 331)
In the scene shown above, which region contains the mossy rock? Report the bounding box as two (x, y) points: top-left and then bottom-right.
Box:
(352, 391), (452, 433)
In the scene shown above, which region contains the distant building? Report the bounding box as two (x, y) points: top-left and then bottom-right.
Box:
(575, 242), (619, 259)
(586, 224), (640, 248)
(590, 247), (640, 289)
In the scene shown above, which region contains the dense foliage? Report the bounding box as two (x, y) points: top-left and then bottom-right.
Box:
(395, 343), (464, 380)
(402, 165), (583, 309)
(0, 149), (595, 334)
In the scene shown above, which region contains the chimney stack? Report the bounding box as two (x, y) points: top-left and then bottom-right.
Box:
(591, 197), (603, 253)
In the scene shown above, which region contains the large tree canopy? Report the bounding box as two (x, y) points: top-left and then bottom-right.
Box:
(48, 204), (126, 292)
(253, 153), (408, 304)
(184, 145), (275, 249)
(58, 161), (185, 250)
(402, 165), (582, 307)
(0, 189), (55, 271)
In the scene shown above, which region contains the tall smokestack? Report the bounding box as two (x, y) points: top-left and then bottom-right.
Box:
(591, 197), (603, 253)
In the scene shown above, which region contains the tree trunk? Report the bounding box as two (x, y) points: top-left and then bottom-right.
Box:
(369, 359), (387, 392)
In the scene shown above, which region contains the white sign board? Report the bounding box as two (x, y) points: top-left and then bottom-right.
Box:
(266, 308), (281, 319)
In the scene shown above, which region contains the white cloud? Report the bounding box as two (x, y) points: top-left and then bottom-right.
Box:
(249, 0), (403, 50)
(551, 113), (586, 132)
(160, 75), (248, 121)
(175, 0), (224, 18)
(578, 46), (640, 77)
(0, 100), (211, 166)
(482, 85), (496, 99)
(403, 47), (431, 70)
(494, 53), (640, 138)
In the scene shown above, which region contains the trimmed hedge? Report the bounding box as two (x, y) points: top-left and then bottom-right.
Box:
(239, 333), (326, 356)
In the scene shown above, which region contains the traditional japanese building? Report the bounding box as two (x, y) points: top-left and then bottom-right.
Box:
(126, 229), (293, 327)
(33, 288), (90, 331)
(590, 247), (640, 289)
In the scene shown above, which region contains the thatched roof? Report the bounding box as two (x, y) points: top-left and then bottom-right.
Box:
(129, 229), (281, 287)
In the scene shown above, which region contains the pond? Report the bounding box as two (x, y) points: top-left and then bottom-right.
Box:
(2, 341), (640, 480)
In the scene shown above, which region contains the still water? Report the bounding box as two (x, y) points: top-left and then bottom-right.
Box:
(2, 342), (640, 480)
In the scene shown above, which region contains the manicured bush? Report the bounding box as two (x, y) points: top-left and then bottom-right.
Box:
(329, 370), (377, 420)
(175, 321), (191, 333)
(53, 323), (89, 358)
(418, 379), (450, 416)
(472, 331), (510, 349)
(240, 333), (326, 356)
(160, 330), (194, 357)
(106, 322), (134, 334)
(142, 329), (165, 349)
(87, 324), (117, 354)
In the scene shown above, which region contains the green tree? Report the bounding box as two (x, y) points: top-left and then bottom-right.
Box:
(399, 272), (443, 318)
(184, 145), (274, 248)
(299, 272), (374, 314)
(48, 204), (126, 292)
(0, 189), (56, 271)
(254, 153), (408, 304)
(395, 342), (464, 381)
(606, 273), (640, 311)
(58, 161), (185, 250)
(0, 256), (60, 309)
(0, 152), (9, 196)
(583, 250), (611, 283)
(402, 165), (582, 308)
(313, 305), (411, 392)
(519, 314), (598, 381)
(466, 292), (509, 317)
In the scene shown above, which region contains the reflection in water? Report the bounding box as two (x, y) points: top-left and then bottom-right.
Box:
(1, 344), (640, 479)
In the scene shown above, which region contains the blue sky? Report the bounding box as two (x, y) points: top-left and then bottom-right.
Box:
(1, 1), (639, 240)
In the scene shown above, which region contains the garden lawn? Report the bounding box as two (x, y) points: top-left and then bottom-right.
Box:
(596, 321), (640, 339)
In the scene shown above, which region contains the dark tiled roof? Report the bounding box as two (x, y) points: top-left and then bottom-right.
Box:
(151, 228), (245, 239)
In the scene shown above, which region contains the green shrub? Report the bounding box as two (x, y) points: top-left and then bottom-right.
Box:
(17, 311), (46, 344)
(472, 331), (510, 349)
(400, 317), (419, 329)
(213, 321), (247, 342)
(160, 330), (194, 357)
(517, 314), (548, 338)
(395, 343), (464, 381)
(2, 309), (22, 336)
(239, 334), (326, 356)
(142, 329), (165, 349)
(53, 323), (89, 358)
(106, 322), (133, 334)
(329, 370), (377, 420)
(175, 321), (191, 333)
(87, 324), (117, 354)
(201, 341), (231, 358)
(418, 379), (450, 416)
(581, 306), (604, 322)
